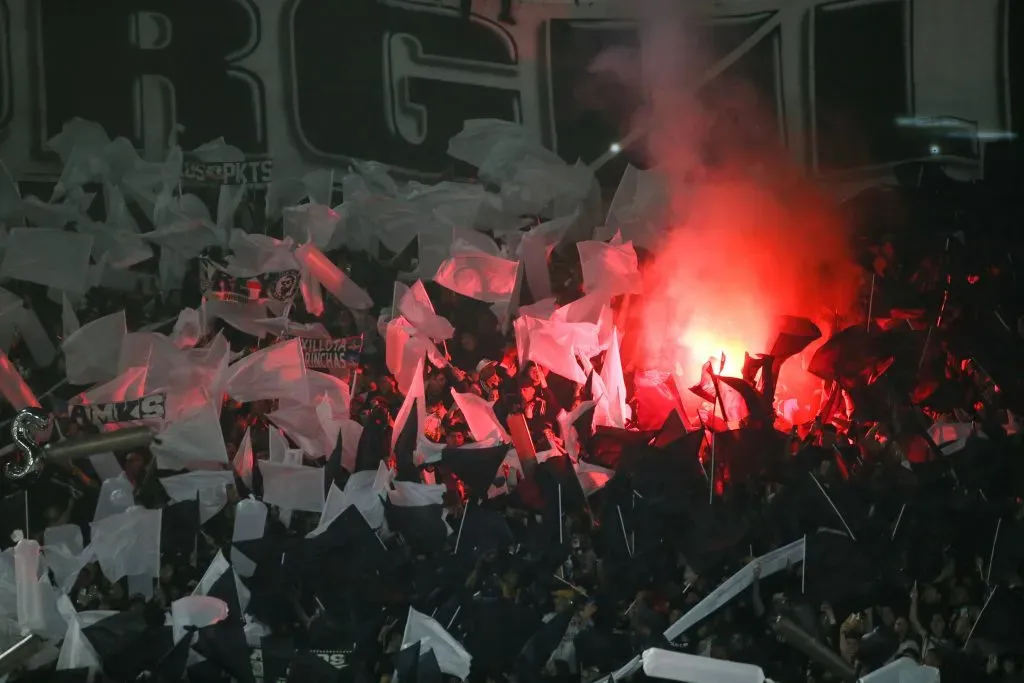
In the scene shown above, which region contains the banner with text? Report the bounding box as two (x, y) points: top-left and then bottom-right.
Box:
(299, 335), (364, 371)
(68, 394), (167, 428)
(250, 642), (350, 683)
(0, 0), (1016, 187)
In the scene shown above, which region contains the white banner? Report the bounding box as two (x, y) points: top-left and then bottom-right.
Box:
(642, 648), (766, 683)
(595, 537), (807, 683)
(663, 537), (807, 641)
(859, 658), (940, 683)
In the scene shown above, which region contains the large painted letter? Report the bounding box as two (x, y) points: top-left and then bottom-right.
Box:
(37, 0), (265, 152)
(288, 0), (521, 174)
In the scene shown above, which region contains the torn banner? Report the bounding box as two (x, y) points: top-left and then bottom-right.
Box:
(199, 258), (300, 305)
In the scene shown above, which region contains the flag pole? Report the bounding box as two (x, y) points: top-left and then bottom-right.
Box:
(557, 484), (563, 545)
(801, 534), (807, 594)
(453, 500), (469, 554)
(708, 431), (716, 505)
(446, 605), (462, 630)
(692, 409), (713, 483)
(920, 237), (953, 368)
(630, 491), (637, 556)
(553, 573), (589, 597)
(617, 505), (633, 557)
(866, 273), (876, 331)
(891, 503), (906, 540)
(711, 370), (730, 425)
(964, 586), (996, 650)
(987, 518), (1002, 587)
(809, 472), (856, 541)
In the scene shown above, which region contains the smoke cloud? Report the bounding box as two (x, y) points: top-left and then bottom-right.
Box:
(592, 2), (861, 390)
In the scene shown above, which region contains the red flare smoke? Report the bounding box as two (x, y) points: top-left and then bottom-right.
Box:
(627, 177), (860, 419)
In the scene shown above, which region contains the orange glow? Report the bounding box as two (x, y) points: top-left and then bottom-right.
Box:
(586, 1), (864, 423)
(0, 351), (41, 410)
(627, 180), (860, 417)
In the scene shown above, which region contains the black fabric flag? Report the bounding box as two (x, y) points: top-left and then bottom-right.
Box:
(442, 443), (507, 497)
(386, 501), (448, 555)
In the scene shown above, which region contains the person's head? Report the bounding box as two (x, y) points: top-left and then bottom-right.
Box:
(894, 615), (910, 639)
(922, 583), (942, 604)
(125, 451), (146, 480)
(446, 429), (466, 448)
(527, 363), (544, 385)
(378, 375), (396, 395)
(952, 612), (971, 640)
(928, 612), (946, 638)
(502, 568), (519, 588)
(479, 363), (500, 388)
(950, 584), (969, 607)
(459, 331), (477, 352)
(520, 384), (536, 402)
(129, 595), (147, 615)
(817, 458), (831, 478)
(879, 605), (896, 627)
(1004, 657), (1018, 675)
(160, 563), (175, 585)
(43, 505), (65, 528)
(426, 370), (447, 393)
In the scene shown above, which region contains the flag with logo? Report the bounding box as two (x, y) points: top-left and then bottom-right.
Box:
(199, 257), (300, 305)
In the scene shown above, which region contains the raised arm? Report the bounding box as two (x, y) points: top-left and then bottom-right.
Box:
(751, 563), (766, 618)
(909, 583), (927, 639)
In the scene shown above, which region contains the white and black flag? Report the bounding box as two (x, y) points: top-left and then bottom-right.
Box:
(68, 394), (167, 428)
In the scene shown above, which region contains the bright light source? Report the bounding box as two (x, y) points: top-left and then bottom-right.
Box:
(929, 144), (941, 156)
(609, 142), (622, 154)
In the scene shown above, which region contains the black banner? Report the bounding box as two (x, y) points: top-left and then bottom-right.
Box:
(200, 258), (300, 305)
(250, 643), (350, 683)
(300, 335), (363, 370)
(68, 394), (166, 427)
(181, 158), (274, 185)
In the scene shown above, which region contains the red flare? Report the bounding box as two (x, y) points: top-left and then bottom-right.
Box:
(625, 179), (860, 417)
